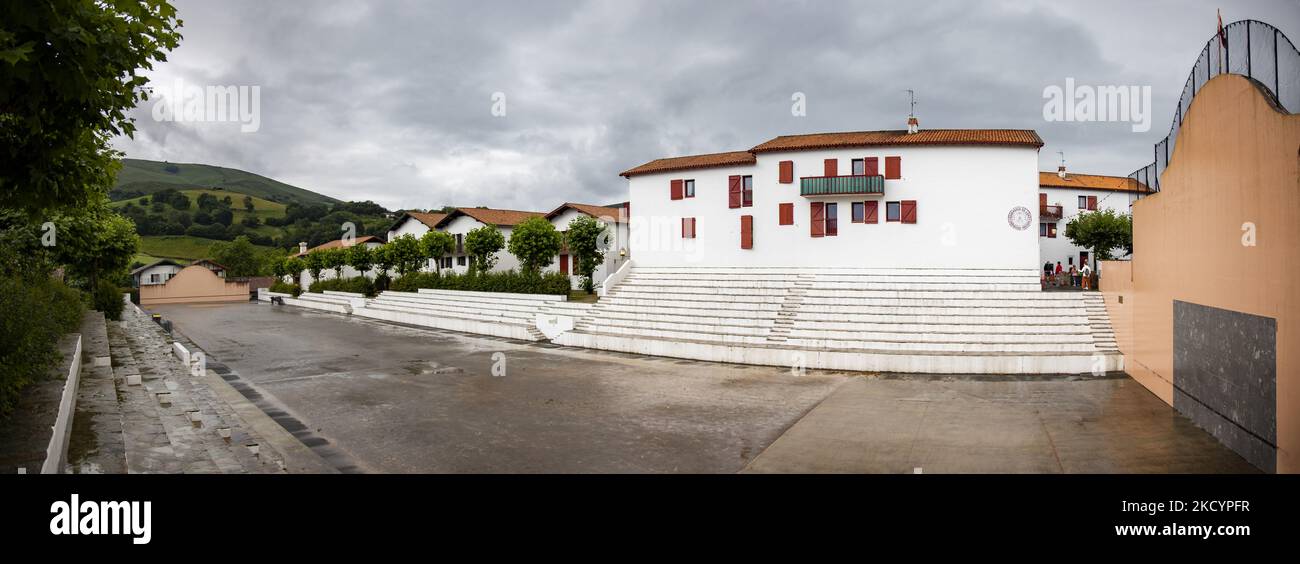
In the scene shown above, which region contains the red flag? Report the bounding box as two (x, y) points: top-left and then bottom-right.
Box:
(1218, 10), (1227, 47)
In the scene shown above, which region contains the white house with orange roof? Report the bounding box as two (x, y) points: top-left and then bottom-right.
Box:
(621, 126), (1045, 269)
(1037, 166), (1151, 271)
(294, 235), (386, 287)
(386, 210), (448, 241)
(543, 202), (630, 288)
(431, 207), (545, 274)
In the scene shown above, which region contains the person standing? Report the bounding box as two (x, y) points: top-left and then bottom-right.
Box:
(1081, 263), (1093, 290)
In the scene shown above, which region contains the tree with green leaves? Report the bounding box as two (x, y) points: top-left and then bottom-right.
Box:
(282, 256), (305, 285)
(52, 200), (140, 290)
(1064, 209), (1133, 268)
(387, 234), (423, 276)
(207, 236), (262, 277)
(303, 251), (325, 284)
(1, 0), (183, 217)
(566, 215), (609, 294)
(243, 195), (255, 212)
(508, 217), (562, 274)
(419, 231), (455, 273)
(372, 245), (394, 280)
(465, 226), (505, 274)
(322, 247), (348, 278)
(346, 243), (373, 276)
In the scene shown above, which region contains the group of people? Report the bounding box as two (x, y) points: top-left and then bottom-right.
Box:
(1043, 260), (1092, 290)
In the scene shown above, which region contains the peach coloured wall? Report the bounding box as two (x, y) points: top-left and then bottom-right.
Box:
(140, 265), (250, 305)
(1100, 74), (1300, 473)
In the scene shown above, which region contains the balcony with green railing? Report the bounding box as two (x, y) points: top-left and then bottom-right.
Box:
(800, 174), (884, 197)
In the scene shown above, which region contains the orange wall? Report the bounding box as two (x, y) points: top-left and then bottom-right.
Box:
(1101, 74), (1300, 473)
(141, 265), (250, 305)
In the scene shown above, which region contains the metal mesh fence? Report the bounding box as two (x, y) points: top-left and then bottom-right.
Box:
(1128, 20), (1300, 192)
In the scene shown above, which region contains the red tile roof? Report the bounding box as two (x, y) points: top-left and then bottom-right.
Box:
(620, 151), (756, 178)
(387, 211), (448, 235)
(295, 235), (384, 256)
(750, 129), (1044, 153)
(435, 207), (545, 228)
(1039, 172), (1152, 193)
(545, 202), (626, 222)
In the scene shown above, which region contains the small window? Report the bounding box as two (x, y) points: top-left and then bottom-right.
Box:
(1048, 224), (1057, 238)
(455, 233), (464, 253)
(852, 202), (865, 223)
(1039, 222), (1048, 237)
(682, 217), (696, 239)
(825, 203), (838, 236)
(457, 256), (467, 266)
(150, 273), (159, 283)
(742, 175), (753, 207)
(886, 201), (901, 222)
(684, 179), (695, 198)
(1078, 196), (1087, 209)
(851, 159), (865, 176)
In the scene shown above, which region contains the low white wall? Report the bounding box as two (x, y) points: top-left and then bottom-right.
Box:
(41, 334), (82, 474)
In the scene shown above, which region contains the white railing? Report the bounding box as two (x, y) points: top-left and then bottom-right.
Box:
(598, 259), (634, 297)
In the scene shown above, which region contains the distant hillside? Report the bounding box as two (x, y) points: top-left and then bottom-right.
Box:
(112, 158), (340, 207)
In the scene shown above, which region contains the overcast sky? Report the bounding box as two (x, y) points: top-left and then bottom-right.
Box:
(111, 0), (1299, 212)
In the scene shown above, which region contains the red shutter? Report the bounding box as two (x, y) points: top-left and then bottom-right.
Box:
(885, 156), (901, 179)
(670, 179), (683, 200)
(864, 201), (878, 224)
(810, 202), (825, 237)
(1087, 195), (1098, 210)
(865, 157), (879, 176)
(727, 175), (742, 208)
(740, 215), (753, 249)
(778, 203), (794, 225)
(1039, 193), (1047, 207)
(779, 161), (793, 184)
(559, 254), (569, 275)
(681, 217), (690, 238)
(823, 159), (837, 177)
(900, 200), (917, 223)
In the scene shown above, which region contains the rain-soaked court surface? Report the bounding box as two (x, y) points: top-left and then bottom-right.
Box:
(149, 302), (1258, 474)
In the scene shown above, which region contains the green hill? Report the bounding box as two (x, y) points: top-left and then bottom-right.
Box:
(112, 158), (340, 207)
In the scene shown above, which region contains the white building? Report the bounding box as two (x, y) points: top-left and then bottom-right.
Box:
(622, 128), (1044, 269)
(543, 202), (631, 288)
(430, 207), (545, 274)
(131, 259), (184, 287)
(386, 211), (447, 241)
(1038, 167), (1150, 271)
(295, 235), (386, 287)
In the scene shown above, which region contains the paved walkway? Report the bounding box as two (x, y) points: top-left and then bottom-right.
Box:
(743, 376), (1259, 473)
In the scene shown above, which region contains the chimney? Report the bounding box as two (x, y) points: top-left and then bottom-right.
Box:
(298, 241), (308, 254)
(1058, 164), (1067, 179)
(907, 116), (919, 134)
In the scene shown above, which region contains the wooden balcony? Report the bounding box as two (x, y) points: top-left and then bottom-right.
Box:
(1040, 204), (1062, 221)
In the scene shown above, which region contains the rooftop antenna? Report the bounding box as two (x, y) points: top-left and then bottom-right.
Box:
(906, 89), (920, 133)
(1057, 151), (1067, 178)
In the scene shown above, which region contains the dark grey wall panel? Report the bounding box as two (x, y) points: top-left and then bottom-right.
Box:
(1172, 300), (1277, 473)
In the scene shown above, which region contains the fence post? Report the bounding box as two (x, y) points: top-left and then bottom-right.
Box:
(1246, 23), (1252, 79)
(1277, 28), (1282, 105)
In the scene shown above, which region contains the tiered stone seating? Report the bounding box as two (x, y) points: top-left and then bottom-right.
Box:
(552, 267), (1124, 375)
(282, 291), (361, 314)
(351, 289), (566, 341)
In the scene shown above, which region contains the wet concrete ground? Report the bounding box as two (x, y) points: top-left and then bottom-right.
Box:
(149, 301), (1257, 474)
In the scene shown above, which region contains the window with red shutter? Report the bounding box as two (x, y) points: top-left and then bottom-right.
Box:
(1087, 196), (1098, 210)
(825, 203), (838, 236)
(779, 161), (793, 184)
(885, 156), (901, 179)
(810, 202), (825, 237)
(824, 159), (837, 177)
(728, 175), (742, 208)
(778, 203), (794, 225)
(1039, 193), (1047, 207)
(864, 200), (878, 224)
(559, 254), (569, 275)
(670, 179), (683, 200)
(740, 215), (753, 249)
(900, 200), (917, 223)
(865, 157), (879, 176)
(681, 217), (697, 238)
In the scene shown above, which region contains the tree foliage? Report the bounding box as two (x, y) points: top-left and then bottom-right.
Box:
(52, 200), (140, 289)
(207, 236), (263, 277)
(566, 215), (608, 293)
(465, 226), (505, 274)
(0, 0), (183, 216)
(1064, 209), (1133, 264)
(346, 243), (373, 275)
(387, 234), (423, 276)
(508, 217), (562, 274)
(419, 231), (454, 272)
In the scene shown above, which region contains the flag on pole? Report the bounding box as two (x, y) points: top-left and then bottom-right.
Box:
(1218, 9), (1227, 47)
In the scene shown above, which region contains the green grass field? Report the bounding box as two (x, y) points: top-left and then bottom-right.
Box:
(114, 158), (339, 207)
(110, 188), (288, 225)
(136, 235), (271, 262)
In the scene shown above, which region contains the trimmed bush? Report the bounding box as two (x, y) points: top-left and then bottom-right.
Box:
(0, 274), (84, 418)
(89, 279), (125, 320)
(308, 276), (375, 297)
(391, 270), (570, 296)
(269, 280), (302, 297)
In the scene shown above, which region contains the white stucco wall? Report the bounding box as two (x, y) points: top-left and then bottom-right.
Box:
(387, 216), (430, 242)
(135, 264), (183, 286)
(298, 241), (385, 287)
(1038, 186), (1140, 270)
(439, 215), (519, 274)
(626, 145), (1041, 269)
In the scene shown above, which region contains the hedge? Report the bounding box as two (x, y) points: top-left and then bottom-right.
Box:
(0, 273), (84, 418)
(308, 276), (375, 297)
(391, 270), (570, 296)
(269, 280), (302, 297)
